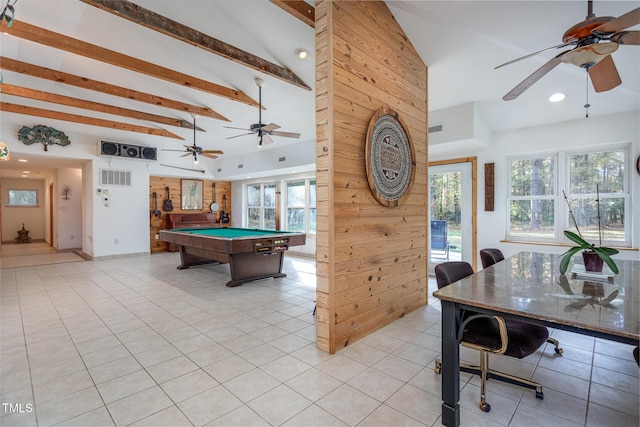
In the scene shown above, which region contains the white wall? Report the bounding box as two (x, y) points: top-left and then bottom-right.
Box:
(1, 178), (46, 242)
(430, 110), (640, 263)
(56, 168), (83, 250)
(89, 156), (151, 257)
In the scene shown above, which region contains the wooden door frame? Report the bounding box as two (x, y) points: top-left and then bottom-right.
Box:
(49, 182), (54, 246)
(428, 156), (478, 271)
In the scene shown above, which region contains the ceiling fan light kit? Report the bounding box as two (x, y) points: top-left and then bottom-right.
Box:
(498, 1), (639, 103)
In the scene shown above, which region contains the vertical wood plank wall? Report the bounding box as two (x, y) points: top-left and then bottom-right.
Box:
(148, 176), (231, 253)
(315, 1), (429, 353)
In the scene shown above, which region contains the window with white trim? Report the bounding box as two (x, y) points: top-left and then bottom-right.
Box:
(285, 179), (316, 234)
(507, 145), (631, 247)
(564, 148), (629, 246)
(507, 154), (557, 240)
(246, 182), (276, 230)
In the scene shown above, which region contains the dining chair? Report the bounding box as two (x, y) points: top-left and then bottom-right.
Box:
(479, 248), (505, 269)
(479, 248), (563, 355)
(434, 261), (555, 413)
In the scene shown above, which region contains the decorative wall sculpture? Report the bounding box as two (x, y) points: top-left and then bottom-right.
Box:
(18, 125), (71, 151)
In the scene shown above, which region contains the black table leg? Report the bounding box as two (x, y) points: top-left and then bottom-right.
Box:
(441, 300), (460, 426)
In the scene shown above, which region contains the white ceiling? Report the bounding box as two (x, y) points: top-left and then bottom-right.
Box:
(1, 0), (638, 179)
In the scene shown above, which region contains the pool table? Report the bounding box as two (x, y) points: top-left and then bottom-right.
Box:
(159, 227), (306, 287)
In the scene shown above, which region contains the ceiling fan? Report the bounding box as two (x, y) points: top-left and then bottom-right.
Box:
(162, 115), (223, 163)
(224, 78), (300, 148)
(498, 1), (639, 101)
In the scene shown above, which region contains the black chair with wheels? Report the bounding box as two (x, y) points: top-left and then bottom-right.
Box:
(479, 248), (563, 355)
(434, 261), (557, 413)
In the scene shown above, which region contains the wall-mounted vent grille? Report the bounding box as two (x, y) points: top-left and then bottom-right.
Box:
(428, 124), (443, 133)
(279, 157), (286, 162)
(217, 168), (222, 173)
(238, 164), (243, 169)
(100, 169), (132, 186)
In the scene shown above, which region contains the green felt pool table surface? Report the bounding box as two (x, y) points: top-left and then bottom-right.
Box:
(174, 227), (302, 239)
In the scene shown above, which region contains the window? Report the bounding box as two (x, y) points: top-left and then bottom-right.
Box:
(507, 155), (556, 240)
(7, 189), (38, 207)
(285, 179), (316, 234)
(247, 182), (276, 229)
(565, 149), (628, 246)
(507, 145), (631, 247)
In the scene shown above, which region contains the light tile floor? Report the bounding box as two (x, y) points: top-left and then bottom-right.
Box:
(1, 252), (638, 426)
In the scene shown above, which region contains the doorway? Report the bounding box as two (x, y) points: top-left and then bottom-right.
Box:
(428, 157), (477, 273)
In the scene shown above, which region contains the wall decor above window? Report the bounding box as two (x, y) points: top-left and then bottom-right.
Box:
(18, 125), (71, 151)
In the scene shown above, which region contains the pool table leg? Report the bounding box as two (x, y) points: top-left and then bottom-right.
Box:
(177, 246), (222, 269)
(226, 252), (287, 287)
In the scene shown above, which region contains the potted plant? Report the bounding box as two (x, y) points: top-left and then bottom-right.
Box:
(559, 187), (619, 275)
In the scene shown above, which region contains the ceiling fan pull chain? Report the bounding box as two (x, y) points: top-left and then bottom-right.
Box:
(584, 69), (590, 118)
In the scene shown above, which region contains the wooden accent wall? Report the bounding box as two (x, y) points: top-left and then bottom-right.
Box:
(149, 176), (231, 253)
(315, 1), (429, 353)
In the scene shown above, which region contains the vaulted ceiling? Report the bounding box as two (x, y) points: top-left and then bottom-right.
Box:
(1, 1), (638, 179)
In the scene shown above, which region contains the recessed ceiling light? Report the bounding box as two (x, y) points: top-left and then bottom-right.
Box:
(22, 171), (30, 173)
(295, 48), (309, 59)
(18, 159), (28, 162)
(549, 93), (566, 103)
(21, 174), (28, 177)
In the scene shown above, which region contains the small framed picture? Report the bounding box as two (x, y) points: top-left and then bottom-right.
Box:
(181, 179), (203, 210)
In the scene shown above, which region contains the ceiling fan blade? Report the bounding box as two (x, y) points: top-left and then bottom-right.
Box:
(495, 42), (576, 69)
(593, 7), (640, 34)
(202, 150), (224, 154)
(184, 145), (196, 152)
(201, 153), (219, 159)
(270, 131), (301, 139)
(502, 53), (566, 101)
(261, 123), (281, 132)
(262, 134), (274, 145)
(588, 55), (622, 92)
(161, 149), (187, 152)
(223, 126), (252, 131)
(613, 31), (640, 45)
(180, 153), (191, 157)
(226, 132), (253, 140)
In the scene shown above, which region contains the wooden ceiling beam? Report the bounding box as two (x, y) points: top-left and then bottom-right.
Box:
(0, 57), (229, 121)
(4, 20), (260, 108)
(1, 84), (206, 132)
(269, 1), (315, 28)
(82, 0), (312, 91)
(2, 102), (184, 139)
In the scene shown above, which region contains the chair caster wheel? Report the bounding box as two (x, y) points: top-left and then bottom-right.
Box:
(479, 402), (491, 413)
(434, 360), (441, 374)
(555, 347), (563, 355)
(536, 391), (544, 400)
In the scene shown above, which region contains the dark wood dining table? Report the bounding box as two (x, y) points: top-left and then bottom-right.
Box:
(432, 251), (639, 427)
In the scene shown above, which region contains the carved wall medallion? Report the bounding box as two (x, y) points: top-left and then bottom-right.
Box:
(365, 107), (415, 207)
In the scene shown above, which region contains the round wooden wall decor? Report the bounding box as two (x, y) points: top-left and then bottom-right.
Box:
(365, 107), (416, 207)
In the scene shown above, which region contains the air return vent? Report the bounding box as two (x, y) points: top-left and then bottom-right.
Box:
(428, 124), (443, 133)
(238, 164), (243, 169)
(279, 157), (286, 162)
(100, 169), (132, 186)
